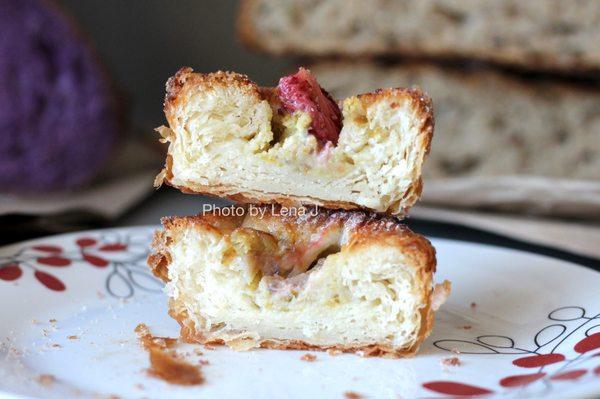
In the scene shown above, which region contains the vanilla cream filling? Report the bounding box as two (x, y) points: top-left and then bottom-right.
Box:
(166, 226), (424, 348)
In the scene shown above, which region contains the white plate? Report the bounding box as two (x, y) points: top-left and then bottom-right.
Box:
(0, 227), (599, 399)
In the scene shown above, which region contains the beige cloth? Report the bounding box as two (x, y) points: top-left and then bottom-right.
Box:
(0, 139), (161, 219)
(412, 205), (600, 259)
(423, 176), (600, 221)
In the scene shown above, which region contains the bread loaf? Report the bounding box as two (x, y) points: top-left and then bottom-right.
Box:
(239, 0), (600, 73)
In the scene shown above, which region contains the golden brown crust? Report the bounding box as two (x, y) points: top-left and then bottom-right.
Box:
(156, 68), (434, 217)
(147, 205), (441, 357)
(164, 68), (261, 126)
(147, 229), (170, 282)
(175, 322), (425, 359)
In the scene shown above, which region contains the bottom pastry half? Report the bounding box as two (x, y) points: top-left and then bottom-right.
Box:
(148, 205), (450, 358)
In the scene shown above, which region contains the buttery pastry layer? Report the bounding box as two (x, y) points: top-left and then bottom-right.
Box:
(155, 67), (433, 217)
(148, 205), (450, 357)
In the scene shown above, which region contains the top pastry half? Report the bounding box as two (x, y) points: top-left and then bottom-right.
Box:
(155, 67), (433, 216)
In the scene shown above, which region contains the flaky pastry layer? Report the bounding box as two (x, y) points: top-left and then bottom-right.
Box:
(155, 68), (433, 216)
(148, 205), (450, 357)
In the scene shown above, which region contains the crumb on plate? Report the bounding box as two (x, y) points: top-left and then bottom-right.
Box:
(36, 374), (56, 386)
(344, 391), (364, 399)
(441, 356), (461, 367)
(300, 353), (317, 362)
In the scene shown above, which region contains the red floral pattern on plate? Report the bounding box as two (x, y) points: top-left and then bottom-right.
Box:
(0, 232), (161, 297)
(424, 306), (600, 397)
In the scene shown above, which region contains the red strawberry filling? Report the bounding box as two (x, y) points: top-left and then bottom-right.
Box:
(277, 68), (342, 145)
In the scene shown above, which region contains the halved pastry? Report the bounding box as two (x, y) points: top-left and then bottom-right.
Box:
(155, 67), (433, 216)
(148, 205), (450, 357)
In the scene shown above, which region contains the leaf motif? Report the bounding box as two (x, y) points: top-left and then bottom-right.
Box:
(76, 238), (97, 247)
(99, 243), (127, 251)
(37, 256), (71, 267)
(594, 365), (600, 376)
(549, 306), (585, 321)
(499, 372), (545, 388)
(550, 369), (587, 381)
(32, 245), (62, 253)
(83, 254), (109, 268)
(477, 335), (514, 348)
(35, 271), (65, 291)
(422, 381), (493, 396)
(513, 353), (565, 368)
(106, 269), (133, 298)
(535, 324), (566, 348)
(0, 265), (22, 281)
(574, 332), (600, 353)
(127, 269), (163, 291)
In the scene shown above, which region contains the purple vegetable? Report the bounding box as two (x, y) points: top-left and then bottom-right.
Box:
(0, 0), (119, 192)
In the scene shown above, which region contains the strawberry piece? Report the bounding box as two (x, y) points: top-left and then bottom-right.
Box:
(277, 68), (342, 144)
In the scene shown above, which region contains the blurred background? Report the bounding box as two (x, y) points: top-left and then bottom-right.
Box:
(59, 0), (291, 131)
(0, 0), (598, 265)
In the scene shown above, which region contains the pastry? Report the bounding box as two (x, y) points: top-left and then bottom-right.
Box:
(156, 67), (433, 216)
(148, 205), (449, 357)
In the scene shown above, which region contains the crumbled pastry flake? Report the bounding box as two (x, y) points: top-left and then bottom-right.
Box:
(135, 323), (203, 386)
(344, 391), (364, 399)
(36, 374), (56, 386)
(300, 353), (317, 362)
(441, 356), (461, 367)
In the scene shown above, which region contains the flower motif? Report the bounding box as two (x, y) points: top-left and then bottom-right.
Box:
(0, 231), (161, 297)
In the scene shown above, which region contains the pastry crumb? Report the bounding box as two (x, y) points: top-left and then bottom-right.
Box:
(199, 359), (210, 365)
(441, 356), (461, 366)
(327, 348), (342, 356)
(51, 343), (61, 348)
(67, 335), (78, 340)
(36, 374), (56, 386)
(135, 323), (203, 386)
(344, 391), (364, 399)
(470, 302), (477, 310)
(459, 325), (472, 330)
(300, 353), (317, 362)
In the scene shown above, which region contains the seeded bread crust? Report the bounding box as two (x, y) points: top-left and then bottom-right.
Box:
(148, 206), (449, 358)
(238, 0), (600, 73)
(156, 67), (434, 217)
